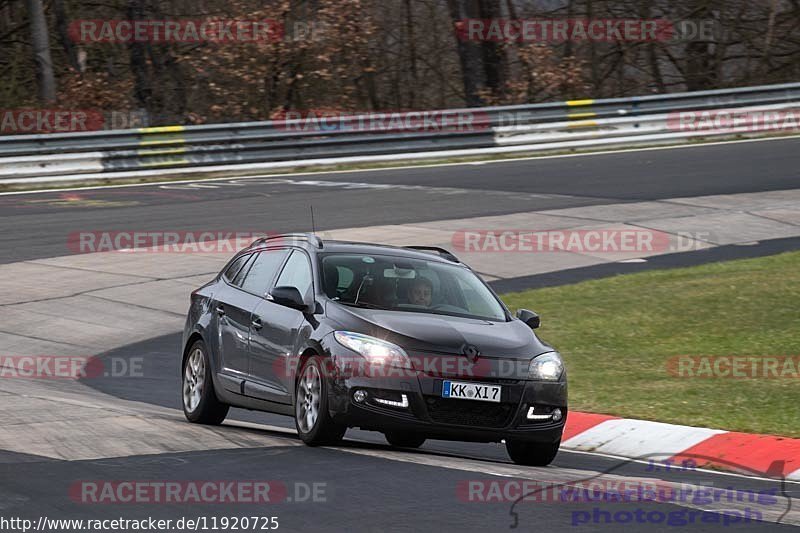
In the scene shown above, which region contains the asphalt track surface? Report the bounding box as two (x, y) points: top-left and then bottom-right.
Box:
(1, 136), (799, 264)
(10, 331), (794, 532)
(3, 138), (800, 532)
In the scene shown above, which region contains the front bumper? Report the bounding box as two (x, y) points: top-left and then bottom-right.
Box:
(327, 366), (567, 444)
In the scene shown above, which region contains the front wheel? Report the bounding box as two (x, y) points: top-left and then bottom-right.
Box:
(182, 340), (229, 425)
(295, 356), (346, 446)
(506, 439), (560, 466)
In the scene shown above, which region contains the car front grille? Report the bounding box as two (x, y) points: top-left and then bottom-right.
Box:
(425, 397), (515, 428)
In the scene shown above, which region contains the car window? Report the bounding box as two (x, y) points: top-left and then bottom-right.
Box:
(223, 254), (251, 283)
(455, 277), (497, 319)
(320, 253), (507, 321)
(231, 254), (256, 287)
(240, 249), (289, 295)
(275, 250), (313, 299)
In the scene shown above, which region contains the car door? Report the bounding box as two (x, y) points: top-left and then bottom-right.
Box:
(213, 253), (256, 390)
(214, 249), (289, 393)
(247, 249), (314, 404)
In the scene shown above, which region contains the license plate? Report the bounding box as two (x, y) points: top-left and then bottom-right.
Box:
(442, 380), (501, 403)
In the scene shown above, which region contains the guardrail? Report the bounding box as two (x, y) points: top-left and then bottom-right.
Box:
(1, 82), (799, 184)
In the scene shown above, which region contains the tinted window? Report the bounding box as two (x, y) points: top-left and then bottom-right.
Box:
(240, 250), (289, 296)
(223, 254), (250, 283)
(275, 250), (313, 299)
(232, 254), (257, 287)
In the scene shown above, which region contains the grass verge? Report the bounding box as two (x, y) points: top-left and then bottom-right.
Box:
(501, 251), (800, 437)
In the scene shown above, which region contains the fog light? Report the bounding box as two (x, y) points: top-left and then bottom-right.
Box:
(353, 390), (368, 403)
(552, 408), (563, 422)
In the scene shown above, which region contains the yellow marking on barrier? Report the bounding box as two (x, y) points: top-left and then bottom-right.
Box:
(567, 112), (598, 120)
(138, 138), (185, 147)
(138, 125), (185, 134)
(567, 120), (599, 128)
(137, 147), (187, 157)
(566, 99), (595, 107)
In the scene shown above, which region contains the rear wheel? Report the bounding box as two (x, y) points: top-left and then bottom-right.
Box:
(384, 432), (426, 449)
(295, 356), (346, 446)
(506, 439), (560, 466)
(182, 340), (229, 425)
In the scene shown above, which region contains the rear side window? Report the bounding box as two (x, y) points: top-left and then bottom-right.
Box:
(240, 249), (289, 296)
(223, 254), (251, 283)
(275, 250), (313, 299)
(232, 254), (256, 287)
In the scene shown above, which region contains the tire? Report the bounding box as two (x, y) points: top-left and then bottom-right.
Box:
(384, 432), (426, 449)
(182, 339), (229, 425)
(506, 439), (561, 466)
(295, 356), (346, 446)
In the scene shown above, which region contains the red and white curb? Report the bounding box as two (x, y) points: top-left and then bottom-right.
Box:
(563, 412), (800, 481)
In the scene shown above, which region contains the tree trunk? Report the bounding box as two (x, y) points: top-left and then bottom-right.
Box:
(52, 0), (79, 72)
(477, 0), (503, 101)
(24, 0), (56, 102)
(126, 0), (153, 114)
(684, 0), (715, 90)
(446, 0), (486, 106)
(404, 0), (418, 108)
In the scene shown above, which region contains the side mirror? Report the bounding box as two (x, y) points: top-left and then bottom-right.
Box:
(516, 309), (540, 330)
(269, 286), (310, 312)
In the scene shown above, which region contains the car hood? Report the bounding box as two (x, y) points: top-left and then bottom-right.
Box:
(326, 302), (553, 359)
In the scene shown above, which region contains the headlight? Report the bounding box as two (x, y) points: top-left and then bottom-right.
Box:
(333, 331), (412, 369)
(529, 352), (564, 381)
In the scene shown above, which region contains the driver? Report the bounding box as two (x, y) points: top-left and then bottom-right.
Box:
(407, 277), (433, 307)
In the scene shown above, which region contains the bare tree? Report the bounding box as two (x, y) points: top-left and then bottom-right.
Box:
(1, 0), (798, 128)
(446, 0), (486, 106)
(24, 0), (55, 102)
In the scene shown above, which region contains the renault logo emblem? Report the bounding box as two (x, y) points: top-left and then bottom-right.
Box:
(462, 344), (481, 363)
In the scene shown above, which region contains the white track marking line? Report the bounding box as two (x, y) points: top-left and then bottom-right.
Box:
(229, 419), (800, 485)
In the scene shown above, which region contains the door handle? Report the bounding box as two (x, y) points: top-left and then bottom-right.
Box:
(216, 306), (226, 316)
(251, 318), (263, 330)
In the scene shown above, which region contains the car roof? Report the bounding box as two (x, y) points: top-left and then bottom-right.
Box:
(246, 234), (461, 266)
(320, 241), (460, 264)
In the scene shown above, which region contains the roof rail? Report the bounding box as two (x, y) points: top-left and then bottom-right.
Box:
(252, 233), (323, 249)
(403, 246), (460, 263)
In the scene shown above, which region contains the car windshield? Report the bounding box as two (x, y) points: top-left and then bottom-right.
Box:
(321, 253), (507, 322)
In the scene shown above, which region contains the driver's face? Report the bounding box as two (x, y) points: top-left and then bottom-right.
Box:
(409, 283), (432, 307)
